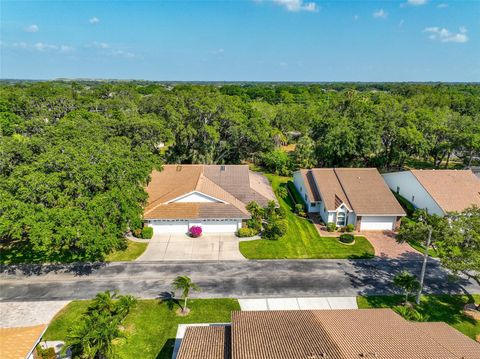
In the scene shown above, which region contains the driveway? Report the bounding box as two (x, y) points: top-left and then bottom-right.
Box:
(363, 231), (421, 259)
(136, 234), (246, 261)
(0, 301), (70, 328)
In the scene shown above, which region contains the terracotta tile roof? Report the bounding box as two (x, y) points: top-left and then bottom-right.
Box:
(0, 324), (47, 359)
(145, 165), (275, 220)
(410, 170), (480, 213)
(177, 326), (231, 359)
(412, 322), (480, 359)
(178, 309), (480, 359)
(230, 309), (479, 359)
(302, 168), (405, 215)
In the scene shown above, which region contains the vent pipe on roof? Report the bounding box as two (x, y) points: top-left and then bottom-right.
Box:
(220, 165), (226, 171)
(176, 165), (182, 172)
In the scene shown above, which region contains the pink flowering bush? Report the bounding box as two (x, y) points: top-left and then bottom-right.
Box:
(189, 225), (202, 238)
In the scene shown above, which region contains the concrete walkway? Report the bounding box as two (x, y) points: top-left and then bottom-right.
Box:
(0, 301), (70, 328)
(239, 297), (358, 311)
(137, 233), (246, 261)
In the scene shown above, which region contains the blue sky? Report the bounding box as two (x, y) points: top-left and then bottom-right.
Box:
(1, 0), (479, 81)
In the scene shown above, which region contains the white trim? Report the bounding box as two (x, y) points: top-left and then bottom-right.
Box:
(166, 191), (227, 204)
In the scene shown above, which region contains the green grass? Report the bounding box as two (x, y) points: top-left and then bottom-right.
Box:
(239, 174), (375, 259)
(357, 294), (480, 339)
(43, 298), (239, 359)
(406, 238), (439, 258)
(105, 240), (148, 262)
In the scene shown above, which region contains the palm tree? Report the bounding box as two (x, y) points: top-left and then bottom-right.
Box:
(393, 271), (420, 306)
(171, 275), (200, 314)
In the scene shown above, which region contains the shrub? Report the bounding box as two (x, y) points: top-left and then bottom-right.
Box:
(295, 203), (306, 217)
(393, 306), (429, 322)
(276, 186), (288, 199)
(140, 226), (153, 239)
(189, 226), (202, 238)
(36, 346), (56, 359)
(263, 218), (288, 240)
(237, 227), (258, 237)
(326, 222), (337, 232)
(132, 228), (142, 238)
(345, 223), (355, 232)
(339, 233), (355, 244)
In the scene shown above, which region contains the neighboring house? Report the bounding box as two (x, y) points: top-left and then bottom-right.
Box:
(293, 168), (405, 231)
(176, 308), (480, 359)
(383, 170), (480, 216)
(0, 324), (47, 359)
(144, 165), (276, 234)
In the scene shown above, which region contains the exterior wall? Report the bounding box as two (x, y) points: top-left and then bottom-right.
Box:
(172, 192), (220, 203)
(382, 172), (444, 216)
(293, 171), (320, 213)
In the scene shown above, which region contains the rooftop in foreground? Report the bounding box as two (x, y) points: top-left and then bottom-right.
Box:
(177, 308), (480, 359)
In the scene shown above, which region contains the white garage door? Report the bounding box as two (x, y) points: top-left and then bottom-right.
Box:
(360, 216), (396, 231)
(198, 220), (240, 233)
(150, 220), (189, 234)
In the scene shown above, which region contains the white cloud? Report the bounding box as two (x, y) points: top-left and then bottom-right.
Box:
(212, 48), (225, 55)
(406, 0), (427, 5)
(437, 3), (448, 8)
(272, 0), (318, 12)
(87, 41), (110, 49)
(25, 24), (39, 33)
(423, 26), (468, 43)
(89, 17), (100, 24)
(13, 42), (28, 49)
(353, 14), (359, 21)
(34, 42), (58, 51)
(111, 49), (135, 58)
(373, 9), (388, 19)
(399, 19), (405, 27)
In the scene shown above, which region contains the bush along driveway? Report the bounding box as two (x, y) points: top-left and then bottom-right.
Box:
(239, 174), (375, 259)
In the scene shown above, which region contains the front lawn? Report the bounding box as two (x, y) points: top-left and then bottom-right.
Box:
(105, 240), (148, 262)
(44, 298), (239, 359)
(357, 294), (480, 340)
(239, 174), (375, 259)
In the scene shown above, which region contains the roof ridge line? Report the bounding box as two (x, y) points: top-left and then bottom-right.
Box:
(333, 168), (353, 211)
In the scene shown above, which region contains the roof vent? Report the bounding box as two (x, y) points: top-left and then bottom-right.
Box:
(220, 165), (226, 172)
(176, 165), (182, 172)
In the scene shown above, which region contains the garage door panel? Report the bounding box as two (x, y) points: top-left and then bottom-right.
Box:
(360, 216), (395, 231)
(199, 220), (239, 233)
(150, 220), (189, 234)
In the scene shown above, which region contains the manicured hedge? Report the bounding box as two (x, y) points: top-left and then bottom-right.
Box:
(237, 227), (258, 238)
(339, 233), (355, 244)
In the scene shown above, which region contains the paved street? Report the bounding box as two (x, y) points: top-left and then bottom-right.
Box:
(1, 258), (479, 302)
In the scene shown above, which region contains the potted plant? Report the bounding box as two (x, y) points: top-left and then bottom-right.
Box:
(189, 225), (202, 238)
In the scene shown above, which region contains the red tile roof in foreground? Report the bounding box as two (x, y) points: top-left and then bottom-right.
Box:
(177, 308), (480, 359)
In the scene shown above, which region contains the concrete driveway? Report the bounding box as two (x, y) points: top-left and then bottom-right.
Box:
(136, 233), (246, 261)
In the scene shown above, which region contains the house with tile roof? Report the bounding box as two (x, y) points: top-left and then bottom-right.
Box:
(293, 168), (405, 231)
(144, 165), (276, 234)
(176, 308), (480, 359)
(382, 169), (480, 216)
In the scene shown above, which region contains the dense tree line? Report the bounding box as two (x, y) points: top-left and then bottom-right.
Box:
(0, 81), (479, 261)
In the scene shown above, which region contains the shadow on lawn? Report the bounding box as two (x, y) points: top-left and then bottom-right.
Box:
(346, 253), (475, 297)
(156, 291), (182, 311)
(156, 338), (175, 359)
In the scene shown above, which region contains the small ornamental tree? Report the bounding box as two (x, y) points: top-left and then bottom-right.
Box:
(172, 275), (200, 315)
(393, 271), (420, 306)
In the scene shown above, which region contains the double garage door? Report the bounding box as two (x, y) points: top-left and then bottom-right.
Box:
(149, 220), (240, 234)
(359, 216), (396, 231)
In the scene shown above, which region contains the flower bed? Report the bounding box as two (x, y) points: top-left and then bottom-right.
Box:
(339, 233), (355, 245)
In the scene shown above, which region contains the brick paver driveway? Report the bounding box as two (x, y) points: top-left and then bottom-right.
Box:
(363, 231), (421, 259)
(136, 233), (246, 261)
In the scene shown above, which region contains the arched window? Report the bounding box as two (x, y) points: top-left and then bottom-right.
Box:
(337, 212), (346, 226)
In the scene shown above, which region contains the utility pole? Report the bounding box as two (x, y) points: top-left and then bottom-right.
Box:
(416, 226), (432, 305)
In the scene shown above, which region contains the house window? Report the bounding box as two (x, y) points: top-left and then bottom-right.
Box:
(396, 186), (400, 194)
(337, 212), (346, 226)
(411, 195), (415, 202)
(300, 186), (303, 192)
(304, 194), (308, 201)
(311, 202), (316, 207)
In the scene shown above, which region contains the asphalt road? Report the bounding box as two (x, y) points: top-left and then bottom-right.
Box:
(1, 259), (479, 301)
